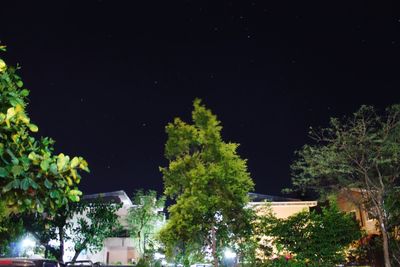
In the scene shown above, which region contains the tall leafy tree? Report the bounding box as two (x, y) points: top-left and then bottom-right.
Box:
(0, 45), (89, 217)
(126, 190), (165, 258)
(159, 99), (254, 267)
(290, 105), (400, 267)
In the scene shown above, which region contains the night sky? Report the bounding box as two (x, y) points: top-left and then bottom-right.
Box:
(1, 1), (400, 196)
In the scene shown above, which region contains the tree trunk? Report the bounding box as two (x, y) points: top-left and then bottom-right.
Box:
(211, 226), (218, 267)
(381, 226), (391, 267)
(72, 250), (82, 262)
(58, 227), (65, 263)
(44, 245), (49, 259)
(377, 205), (391, 267)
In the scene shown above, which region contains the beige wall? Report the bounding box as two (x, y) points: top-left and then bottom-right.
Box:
(336, 190), (379, 235)
(104, 238), (139, 265)
(249, 201), (317, 219)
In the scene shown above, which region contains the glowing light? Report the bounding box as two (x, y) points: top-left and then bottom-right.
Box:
(21, 238), (35, 248)
(154, 252), (165, 260)
(223, 248), (236, 259)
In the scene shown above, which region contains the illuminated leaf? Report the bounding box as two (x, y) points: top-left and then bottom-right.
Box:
(16, 80), (23, 88)
(40, 159), (50, 171)
(0, 59), (6, 72)
(20, 89), (29, 96)
(28, 123), (38, 132)
(70, 156), (80, 168)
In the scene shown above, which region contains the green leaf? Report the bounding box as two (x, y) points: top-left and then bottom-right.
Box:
(24, 198), (32, 206)
(57, 153), (69, 171)
(36, 201), (44, 213)
(11, 165), (23, 177)
(69, 189), (82, 196)
(28, 123), (39, 132)
(10, 97), (19, 106)
(68, 195), (80, 202)
(0, 59), (6, 72)
(50, 190), (60, 199)
(40, 159), (50, 171)
(20, 89), (30, 97)
(49, 163), (58, 174)
(3, 181), (14, 192)
(70, 157), (80, 168)
(0, 167), (8, 177)
(16, 80), (23, 88)
(44, 179), (53, 189)
(28, 152), (37, 160)
(21, 178), (30, 190)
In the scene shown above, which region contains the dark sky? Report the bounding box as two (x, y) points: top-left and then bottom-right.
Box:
(1, 1), (400, 196)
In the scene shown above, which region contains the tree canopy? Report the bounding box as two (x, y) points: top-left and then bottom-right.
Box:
(0, 45), (89, 216)
(290, 105), (400, 267)
(126, 189), (165, 258)
(264, 203), (361, 266)
(159, 99), (254, 266)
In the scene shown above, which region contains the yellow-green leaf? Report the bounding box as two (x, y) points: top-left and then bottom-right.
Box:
(28, 123), (38, 132)
(0, 59), (6, 72)
(70, 157), (80, 168)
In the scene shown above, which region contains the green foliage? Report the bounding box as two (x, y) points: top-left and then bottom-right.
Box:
(0, 47), (89, 216)
(159, 99), (254, 264)
(13, 198), (122, 261)
(263, 203), (361, 266)
(264, 256), (309, 267)
(252, 202), (277, 262)
(384, 187), (400, 266)
(135, 258), (150, 267)
(0, 208), (23, 255)
(71, 198), (123, 260)
(289, 104), (400, 267)
(126, 189), (165, 257)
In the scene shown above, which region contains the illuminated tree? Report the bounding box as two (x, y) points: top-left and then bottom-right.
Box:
(0, 45), (89, 217)
(126, 190), (165, 258)
(290, 105), (400, 267)
(159, 99), (254, 267)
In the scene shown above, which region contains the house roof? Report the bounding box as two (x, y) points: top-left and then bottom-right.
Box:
(82, 190), (133, 207)
(248, 192), (300, 202)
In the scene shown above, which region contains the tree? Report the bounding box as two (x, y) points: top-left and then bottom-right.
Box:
(16, 199), (122, 262)
(0, 45), (89, 217)
(290, 105), (400, 267)
(69, 199), (123, 261)
(159, 99), (254, 267)
(20, 205), (74, 261)
(126, 190), (165, 258)
(265, 203), (361, 266)
(384, 186), (400, 266)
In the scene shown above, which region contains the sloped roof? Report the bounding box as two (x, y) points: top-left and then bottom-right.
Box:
(248, 192), (300, 202)
(82, 190), (133, 206)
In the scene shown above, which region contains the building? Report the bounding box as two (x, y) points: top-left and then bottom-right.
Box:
(64, 191), (317, 264)
(248, 192), (317, 219)
(336, 189), (379, 236)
